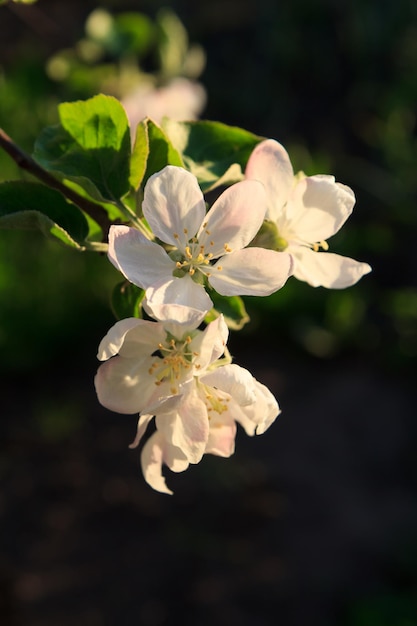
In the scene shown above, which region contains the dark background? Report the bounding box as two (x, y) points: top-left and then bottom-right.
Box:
(0, 1), (416, 625)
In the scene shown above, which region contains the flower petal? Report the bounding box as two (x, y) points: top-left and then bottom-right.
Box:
(141, 431), (189, 495)
(142, 166), (206, 248)
(292, 247), (372, 288)
(129, 413), (154, 449)
(198, 180), (267, 257)
(201, 363), (257, 406)
(108, 225), (175, 288)
(245, 139), (294, 223)
(95, 355), (155, 414)
(145, 274), (213, 313)
(97, 318), (144, 360)
(191, 315), (228, 372)
(247, 380), (280, 435)
(206, 413), (236, 457)
(156, 390), (209, 464)
(209, 248), (292, 296)
(286, 176), (355, 243)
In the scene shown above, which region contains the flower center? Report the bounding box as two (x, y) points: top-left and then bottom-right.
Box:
(148, 335), (197, 394)
(171, 224), (231, 279)
(199, 382), (230, 416)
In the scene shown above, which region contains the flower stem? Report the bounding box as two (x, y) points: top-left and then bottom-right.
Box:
(0, 127), (111, 237)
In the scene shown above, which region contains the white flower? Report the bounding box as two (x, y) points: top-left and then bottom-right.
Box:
(95, 308), (227, 417)
(121, 77), (207, 138)
(108, 165), (293, 312)
(129, 362), (280, 494)
(245, 139), (372, 288)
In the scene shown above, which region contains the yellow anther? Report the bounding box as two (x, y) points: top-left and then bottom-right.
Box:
(217, 266), (223, 271)
(189, 268), (195, 275)
(185, 246), (192, 259)
(224, 243), (232, 253)
(183, 228), (188, 234)
(174, 233), (179, 239)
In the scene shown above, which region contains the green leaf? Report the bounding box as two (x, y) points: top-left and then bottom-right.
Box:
(205, 292), (250, 330)
(111, 281), (145, 319)
(0, 181), (90, 249)
(34, 94), (132, 204)
(140, 118), (184, 185)
(130, 120), (149, 190)
(164, 119), (263, 192)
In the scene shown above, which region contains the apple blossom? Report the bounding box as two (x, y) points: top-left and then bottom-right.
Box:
(245, 139), (372, 288)
(121, 77), (206, 138)
(129, 363), (280, 494)
(95, 308), (227, 417)
(108, 165), (293, 312)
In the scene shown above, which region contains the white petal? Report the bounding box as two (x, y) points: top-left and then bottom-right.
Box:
(129, 414), (154, 449)
(201, 363), (257, 406)
(97, 318), (144, 361)
(141, 431), (189, 495)
(143, 299), (207, 330)
(191, 315), (228, 372)
(247, 380), (280, 435)
(142, 166), (206, 248)
(209, 248), (292, 296)
(145, 274), (213, 313)
(245, 139), (294, 223)
(198, 180), (267, 257)
(156, 391), (209, 464)
(206, 414), (236, 457)
(95, 356), (155, 414)
(286, 176), (355, 242)
(292, 247), (372, 288)
(108, 225), (175, 288)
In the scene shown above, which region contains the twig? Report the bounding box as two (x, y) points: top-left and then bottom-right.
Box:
(0, 127), (111, 236)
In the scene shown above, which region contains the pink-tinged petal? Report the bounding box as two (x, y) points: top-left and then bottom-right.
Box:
(142, 166), (206, 248)
(95, 356), (155, 414)
(209, 248), (293, 296)
(145, 274), (213, 313)
(206, 414), (236, 457)
(245, 139), (294, 223)
(198, 180), (267, 257)
(201, 363), (257, 406)
(156, 391), (209, 464)
(129, 414), (154, 449)
(97, 318), (144, 360)
(108, 225), (175, 288)
(141, 431), (189, 495)
(286, 176), (355, 242)
(292, 247), (372, 288)
(191, 315), (228, 372)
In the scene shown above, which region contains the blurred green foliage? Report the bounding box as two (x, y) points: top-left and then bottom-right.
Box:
(0, 0), (416, 378)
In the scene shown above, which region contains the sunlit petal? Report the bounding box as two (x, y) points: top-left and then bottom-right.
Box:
(245, 139), (294, 223)
(142, 166), (206, 247)
(209, 248), (292, 296)
(198, 180), (267, 256)
(287, 176), (355, 242)
(108, 225), (175, 288)
(293, 247), (372, 288)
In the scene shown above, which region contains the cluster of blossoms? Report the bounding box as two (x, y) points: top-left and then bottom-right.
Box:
(95, 138), (371, 494)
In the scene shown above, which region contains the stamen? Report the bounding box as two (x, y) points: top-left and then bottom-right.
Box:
(224, 243), (232, 253)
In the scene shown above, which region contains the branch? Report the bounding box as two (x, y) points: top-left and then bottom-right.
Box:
(0, 127), (111, 236)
